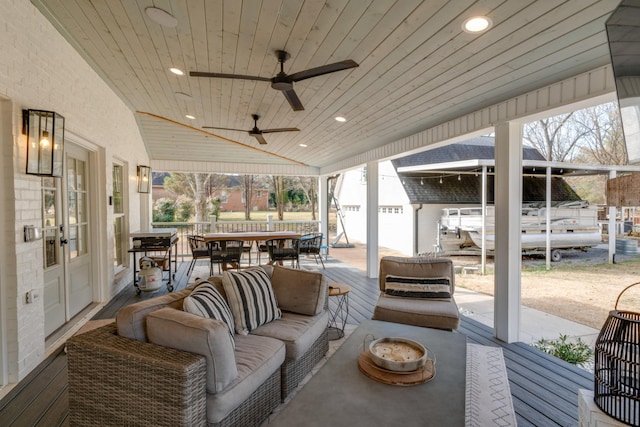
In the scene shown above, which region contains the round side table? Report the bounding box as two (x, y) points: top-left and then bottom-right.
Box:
(327, 283), (350, 340)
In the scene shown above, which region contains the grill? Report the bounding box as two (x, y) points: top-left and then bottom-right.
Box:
(594, 283), (640, 426)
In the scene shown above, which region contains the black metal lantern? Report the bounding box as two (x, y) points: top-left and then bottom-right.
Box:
(23, 109), (65, 177)
(137, 165), (151, 193)
(594, 283), (640, 426)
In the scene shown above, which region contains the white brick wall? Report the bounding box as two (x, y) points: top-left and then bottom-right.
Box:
(0, 0), (149, 382)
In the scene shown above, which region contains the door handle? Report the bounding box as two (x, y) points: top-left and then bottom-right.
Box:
(60, 238), (69, 246)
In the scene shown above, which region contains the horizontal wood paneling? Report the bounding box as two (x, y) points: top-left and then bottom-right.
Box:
(32, 0), (621, 173)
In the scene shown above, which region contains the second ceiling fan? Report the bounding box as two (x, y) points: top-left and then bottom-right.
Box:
(203, 114), (299, 145)
(190, 50), (358, 111)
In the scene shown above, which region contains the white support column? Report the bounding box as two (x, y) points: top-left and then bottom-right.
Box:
(319, 176), (329, 243)
(609, 170), (617, 264)
(494, 122), (522, 343)
(481, 166), (487, 274)
(546, 166), (552, 271)
(366, 162), (379, 279)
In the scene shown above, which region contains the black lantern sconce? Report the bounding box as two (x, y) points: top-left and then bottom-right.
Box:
(137, 165), (151, 193)
(23, 109), (65, 177)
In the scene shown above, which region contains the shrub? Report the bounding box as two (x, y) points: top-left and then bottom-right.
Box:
(533, 334), (593, 366)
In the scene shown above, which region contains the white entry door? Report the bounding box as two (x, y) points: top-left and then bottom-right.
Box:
(43, 142), (93, 336)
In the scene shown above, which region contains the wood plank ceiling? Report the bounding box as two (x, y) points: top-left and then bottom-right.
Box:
(32, 0), (620, 174)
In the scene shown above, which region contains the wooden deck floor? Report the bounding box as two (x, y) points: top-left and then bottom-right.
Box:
(0, 256), (593, 426)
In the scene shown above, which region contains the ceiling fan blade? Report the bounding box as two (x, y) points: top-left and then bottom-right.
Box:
(288, 60), (359, 82)
(202, 126), (246, 132)
(261, 128), (300, 134)
(281, 88), (304, 111)
(252, 133), (268, 145)
(190, 71), (271, 82)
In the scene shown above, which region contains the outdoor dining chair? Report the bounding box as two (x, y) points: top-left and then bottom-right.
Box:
(186, 235), (210, 277)
(265, 238), (300, 268)
(299, 232), (325, 268)
(207, 239), (244, 273)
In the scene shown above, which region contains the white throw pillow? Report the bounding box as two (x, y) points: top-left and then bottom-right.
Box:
(183, 279), (235, 346)
(222, 268), (281, 335)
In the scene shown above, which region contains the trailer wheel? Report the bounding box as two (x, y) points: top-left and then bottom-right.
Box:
(551, 249), (562, 262)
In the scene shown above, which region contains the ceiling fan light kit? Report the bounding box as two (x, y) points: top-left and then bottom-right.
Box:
(190, 50), (358, 111)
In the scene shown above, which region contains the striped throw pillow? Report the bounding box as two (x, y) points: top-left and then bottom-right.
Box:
(384, 275), (451, 299)
(222, 268), (281, 335)
(183, 280), (235, 346)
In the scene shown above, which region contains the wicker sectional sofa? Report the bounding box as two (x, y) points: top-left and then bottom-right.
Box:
(66, 265), (329, 427)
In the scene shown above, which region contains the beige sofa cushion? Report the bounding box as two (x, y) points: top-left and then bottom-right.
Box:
(373, 294), (460, 330)
(116, 285), (195, 341)
(251, 310), (329, 360)
(207, 334), (285, 424)
(146, 307), (238, 394)
(270, 265), (327, 316)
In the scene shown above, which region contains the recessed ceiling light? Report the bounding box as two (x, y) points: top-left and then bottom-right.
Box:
(145, 7), (178, 28)
(299, 143), (308, 147)
(169, 67), (184, 76)
(175, 92), (193, 101)
(185, 114), (195, 120)
(462, 16), (492, 33)
(335, 116), (347, 122)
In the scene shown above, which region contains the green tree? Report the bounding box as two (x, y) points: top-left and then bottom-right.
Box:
(289, 176), (317, 219)
(164, 173), (229, 221)
(241, 175), (256, 220)
(152, 198), (176, 222)
(269, 175), (287, 220)
(175, 196), (194, 222)
(209, 198), (221, 219)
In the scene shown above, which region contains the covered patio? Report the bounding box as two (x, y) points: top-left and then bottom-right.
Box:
(1, 1), (637, 424)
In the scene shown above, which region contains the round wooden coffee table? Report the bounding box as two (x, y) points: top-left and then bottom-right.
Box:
(327, 283), (350, 340)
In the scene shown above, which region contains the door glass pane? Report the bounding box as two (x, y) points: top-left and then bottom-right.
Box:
(76, 159), (85, 191)
(77, 193), (85, 223)
(68, 157), (88, 260)
(69, 225), (78, 258)
(67, 158), (76, 191)
(43, 177), (54, 188)
(42, 177), (60, 269)
(44, 228), (58, 268)
(43, 189), (57, 228)
(113, 165), (123, 214)
(68, 192), (77, 224)
(114, 216), (125, 266)
(68, 224), (88, 260)
(66, 158), (89, 259)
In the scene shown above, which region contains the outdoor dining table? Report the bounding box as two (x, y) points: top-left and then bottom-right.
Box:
(203, 231), (301, 268)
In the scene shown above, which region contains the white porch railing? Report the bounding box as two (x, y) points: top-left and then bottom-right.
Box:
(151, 216), (321, 258)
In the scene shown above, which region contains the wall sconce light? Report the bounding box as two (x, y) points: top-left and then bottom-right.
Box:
(23, 109), (65, 177)
(137, 165), (151, 193)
